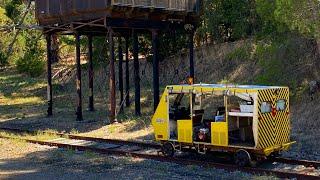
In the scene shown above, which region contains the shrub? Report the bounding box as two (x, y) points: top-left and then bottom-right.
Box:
(15, 35), (45, 77)
(16, 51), (45, 77)
(226, 44), (252, 61)
(0, 51), (7, 66)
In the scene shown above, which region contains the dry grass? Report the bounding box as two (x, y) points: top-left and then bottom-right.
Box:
(0, 66), (155, 142)
(285, 97), (320, 160)
(79, 120), (154, 141)
(0, 130), (61, 142)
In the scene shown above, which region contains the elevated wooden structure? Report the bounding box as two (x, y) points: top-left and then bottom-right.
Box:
(36, 1), (200, 24)
(35, 0), (202, 122)
(35, 0), (200, 33)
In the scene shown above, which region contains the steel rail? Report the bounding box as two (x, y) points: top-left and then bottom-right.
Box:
(1, 127), (319, 169)
(1, 127), (320, 169)
(0, 127), (161, 148)
(0, 134), (318, 180)
(273, 157), (320, 169)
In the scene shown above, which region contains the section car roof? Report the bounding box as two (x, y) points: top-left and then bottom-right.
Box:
(168, 84), (288, 90)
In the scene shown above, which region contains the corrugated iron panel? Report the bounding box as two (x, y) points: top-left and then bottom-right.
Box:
(187, 0), (199, 12)
(35, 0), (47, 16)
(73, 0), (89, 13)
(133, 0), (152, 7)
(112, 0), (133, 6)
(153, 0), (169, 8)
(48, 0), (61, 17)
(35, 0), (49, 23)
(88, 0), (110, 12)
(73, 0), (110, 13)
(169, 0), (187, 11)
(112, 0), (153, 7)
(60, 0), (73, 16)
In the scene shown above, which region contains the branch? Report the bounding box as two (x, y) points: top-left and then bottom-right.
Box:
(0, 24), (43, 32)
(6, 0), (32, 58)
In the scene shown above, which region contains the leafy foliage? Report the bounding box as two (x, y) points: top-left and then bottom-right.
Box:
(274, 0), (320, 39)
(16, 34), (45, 77)
(4, 0), (22, 22)
(198, 0), (257, 42)
(0, 7), (11, 65)
(0, 51), (7, 66)
(226, 44), (252, 61)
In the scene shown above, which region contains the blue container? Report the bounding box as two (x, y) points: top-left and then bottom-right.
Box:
(215, 115), (225, 122)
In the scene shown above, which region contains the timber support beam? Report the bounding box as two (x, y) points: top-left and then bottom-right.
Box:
(108, 28), (117, 123)
(189, 30), (195, 82)
(125, 36), (130, 107)
(152, 29), (160, 111)
(88, 35), (94, 112)
(118, 36), (124, 114)
(133, 30), (141, 116)
(75, 33), (83, 121)
(46, 34), (53, 117)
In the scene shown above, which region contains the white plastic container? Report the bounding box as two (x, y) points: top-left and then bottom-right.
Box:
(240, 104), (253, 113)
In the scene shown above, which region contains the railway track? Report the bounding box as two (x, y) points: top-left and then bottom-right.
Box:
(0, 127), (319, 179)
(0, 127), (161, 149)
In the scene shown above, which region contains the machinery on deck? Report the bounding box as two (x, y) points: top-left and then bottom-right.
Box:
(152, 84), (295, 166)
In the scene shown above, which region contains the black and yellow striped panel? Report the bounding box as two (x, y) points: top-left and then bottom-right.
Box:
(257, 89), (276, 149)
(257, 88), (291, 149)
(274, 88), (290, 145)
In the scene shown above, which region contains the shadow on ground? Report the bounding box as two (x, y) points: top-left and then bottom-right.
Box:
(0, 140), (255, 180)
(0, 67), (154, 136)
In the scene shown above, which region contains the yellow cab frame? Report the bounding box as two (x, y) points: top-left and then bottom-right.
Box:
(152, 84), (295, 159)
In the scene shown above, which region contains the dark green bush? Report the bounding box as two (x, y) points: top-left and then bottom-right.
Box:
(16, 35), (45, 77)
(16, 51), (45, 77)
(0, 51), (7, 66)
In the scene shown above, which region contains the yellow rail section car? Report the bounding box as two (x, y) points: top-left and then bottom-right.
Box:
(152, 84), (295, 166)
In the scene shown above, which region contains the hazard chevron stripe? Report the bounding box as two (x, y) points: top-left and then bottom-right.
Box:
(257, 88), (290, 149)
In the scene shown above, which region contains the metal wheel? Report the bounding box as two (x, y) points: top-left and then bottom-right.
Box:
(270, 151), (281, 158)
(234, 149), (251, 167)
(161, 142), (175, 157)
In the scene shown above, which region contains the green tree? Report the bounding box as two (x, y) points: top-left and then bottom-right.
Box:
(0, 7), (11, 65)
(15, 32), (45, 77)
(4, 0), (23, 22)
(199, 0), (257, 42)
(274, 0), (320, 38)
